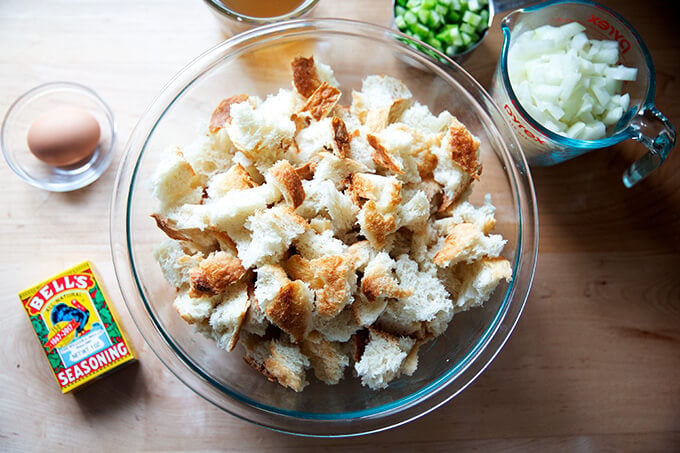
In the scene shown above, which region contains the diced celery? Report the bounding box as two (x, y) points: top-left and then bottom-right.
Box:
(427, 10), (443, 28)
(460, 22), (476, 35)
(404, 11), (418, 25)
(446, 45), (460, 57)
(468, 0), (481, 11)
(395, 15), (407, 30)
(423, 0), (437, 8)
(426, 37), (444, 51)
(397, 0), (408, 6)
(406, 0), (422, 7)
(395, 5), (407, 16)
(461, 31), (472, 46)
(462, 10), (481, 27)
(417, 8), (429, 24)
(435, 4), (448, 16)
(447, 10), (461, 23)
(438, 0), (453, 6)
(413, 22), (431, 39)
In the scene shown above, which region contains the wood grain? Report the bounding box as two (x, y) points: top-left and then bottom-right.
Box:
(1, 0), (679, 451)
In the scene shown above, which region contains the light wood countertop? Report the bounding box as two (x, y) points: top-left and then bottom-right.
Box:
(1, 0), (678, 450)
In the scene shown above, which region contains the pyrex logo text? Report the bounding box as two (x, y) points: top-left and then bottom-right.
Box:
(587, 15), (631, 54)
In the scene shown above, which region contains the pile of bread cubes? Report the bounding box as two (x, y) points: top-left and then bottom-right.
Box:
(150, 56), (511, 392)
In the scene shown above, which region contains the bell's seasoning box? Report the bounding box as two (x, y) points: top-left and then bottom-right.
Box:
(19, 261), (135, 393)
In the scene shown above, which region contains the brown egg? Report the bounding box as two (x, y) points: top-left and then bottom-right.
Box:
(27, 106), (101, 167)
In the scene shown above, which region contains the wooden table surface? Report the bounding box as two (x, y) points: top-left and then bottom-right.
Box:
(1, 0), (678, 450)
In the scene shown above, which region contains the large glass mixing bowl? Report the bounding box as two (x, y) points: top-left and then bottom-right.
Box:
(111, 19), (538, 437)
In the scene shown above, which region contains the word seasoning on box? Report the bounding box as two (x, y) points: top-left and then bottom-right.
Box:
(19, 261), (135, 393)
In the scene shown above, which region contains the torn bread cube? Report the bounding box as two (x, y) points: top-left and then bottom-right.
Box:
(357, 200), (398, 249)
(266, 160), (305, 209)
(398, 102), (454, 134)
(209, 282), (250, 351)
(153, 238), (203, 290)
(378, 254), (454, 337)
(315, 307), (361, 343)
(265, 279), (314, 344)
(351, 75), (413, 123)
(239, 206), (308, 269)
(348, 173), (402, 213)
(254, 264), (290, 313)
(289, 117), (334, 166)
(354, 328), (415, 390)
(293, 229), (347, 260)
(313, 152), (367, 190)
(433, 223), (506, 267)
(189, 250), (246, 296)
(208, 184), (281, 233)
(150, 148), (204, 211)
(173, 289), (221, 325)
(301, 332), (349, 385)
(455, 257), (512, 313)
(226, 89), (300, 168)
(207, 162), (258, 200)
(296, 179), (357, 233)
(264, 339), (310, 392)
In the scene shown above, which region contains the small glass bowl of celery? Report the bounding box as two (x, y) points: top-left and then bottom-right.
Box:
(394, 0), (491, 62)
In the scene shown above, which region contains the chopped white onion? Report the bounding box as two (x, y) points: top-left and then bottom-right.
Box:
(508, 22), (638, 140)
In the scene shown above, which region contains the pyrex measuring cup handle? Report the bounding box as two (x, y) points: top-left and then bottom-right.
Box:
(492, 0), (537, 14)
(623, 106), (676, 187)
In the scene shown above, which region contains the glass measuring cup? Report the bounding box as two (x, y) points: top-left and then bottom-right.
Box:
(491, 0), (676, 187)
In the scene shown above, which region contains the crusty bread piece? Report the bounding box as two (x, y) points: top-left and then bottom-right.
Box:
(291, 56), (321, 98)
(299, 82), (341, 122)
(368, 124), (422, 184)
(314, 307), (360, 343)
(209, 282), (250, 351)
(208, 184), (281, 232)
(153, 238), (202, 290)
(210, 94), (249, 133)
(189, 250), (246, 296)
(352, 292), (388, 327)
(296, 179), (357, 233)
(446, 117), (482, 180)
(293, 229), (346, 260)
(348, 173), (402, 213)
(357, 200), (397, 249)
(290, 117), (334, 166)
(313, 152), (367, 190)
(207, 162), (258, 200)
(331, 116), (351, 158)
(445, 194), (498, 234)
(173, 289), (220, 325)
(264, 339), (310, 392)
(301, 331), (349, 385)
(312, 255), (354, 319)
(266, 160), (305, 209)
(347, 134), (377, 172)
(365, 98), (413, 133)
(360, 252), (412, 302)
(351, 75), (413, 123)
(398, 102), (454, 134)
(354, 328), (413, 390)
(241, 280), (269, 336)
(254, 264), (290, 313)
(400, 339), (421, 376)
(396, 189), (430, 230)
(182, 132), (234, 179)
(432, 142), (473, 205)
(239, 205), (308, 269)
(151, 147), (203, 211)
(433, 222), (506, 267)
(386, 255), (453, 325)
(226, 89), (300, 168)
(265, 279), (314, 344)
(151, 214), (219, 254)
(344, 240), (373, 272)
(454, 257), (512, 313)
